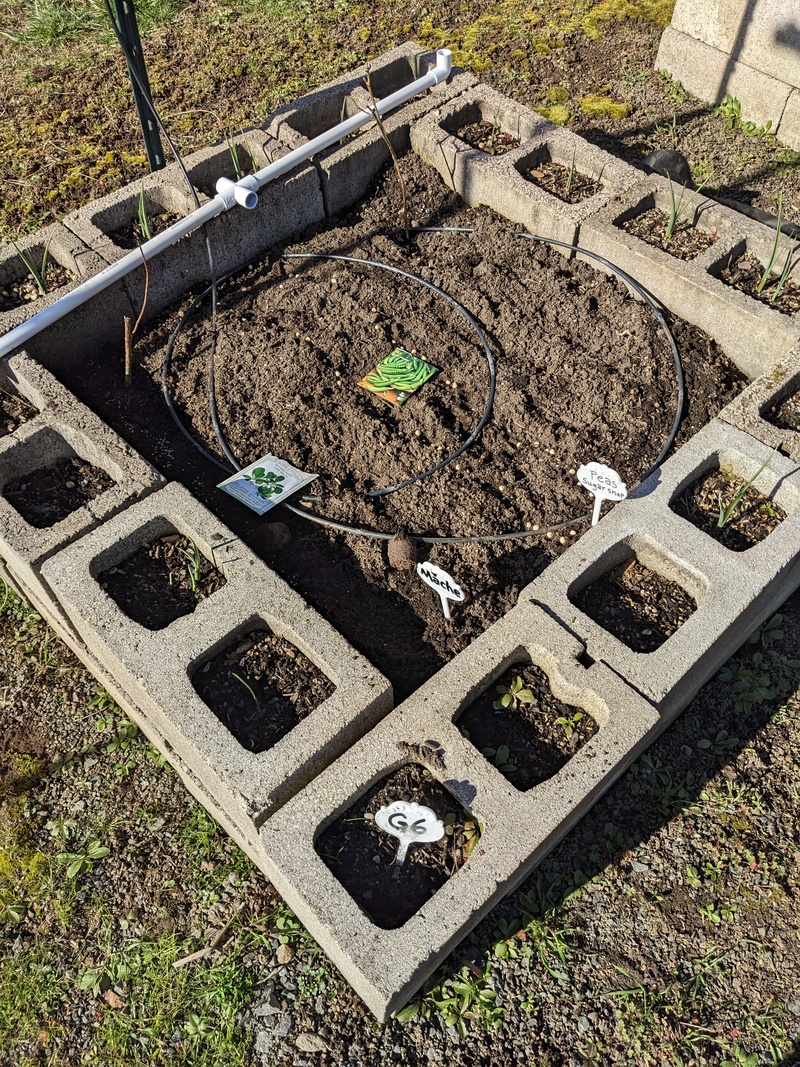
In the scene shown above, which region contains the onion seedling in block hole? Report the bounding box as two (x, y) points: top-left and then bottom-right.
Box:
(717, 447), (778, 529)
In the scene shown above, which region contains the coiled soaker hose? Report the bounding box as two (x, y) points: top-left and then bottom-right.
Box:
(161, 232), (684, 545)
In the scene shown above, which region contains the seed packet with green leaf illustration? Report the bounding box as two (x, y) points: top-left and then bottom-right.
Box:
(217, 455), (317, 515)
(357, 347), (439, 407)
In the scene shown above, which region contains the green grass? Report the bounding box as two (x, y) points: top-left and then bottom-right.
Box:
(2, 0), (187, 47)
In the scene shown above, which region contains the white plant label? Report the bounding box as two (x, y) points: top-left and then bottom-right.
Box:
(577, 461), (627, 526)
(374, 800), (444, 873)
(416, 562), (465, 620)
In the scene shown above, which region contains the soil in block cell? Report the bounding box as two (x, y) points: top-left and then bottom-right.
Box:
(516, 146), (602, 205)
(767, 387), (800, 433)
(0, 257), (75, 313)
(617, 202), (717, 261)
(441, 100), (520, 155)
(670, 464), (786, 552)
(718, 249), (800, 317)
(0, 388), (37, 438)
(3, 456), (114, 528)
(457, 663), (598, 791)
(191, 627), (335, 753)
(315, 763), (478, 930)
(571, 556), (697, 653)
(97, 530), (226, 630)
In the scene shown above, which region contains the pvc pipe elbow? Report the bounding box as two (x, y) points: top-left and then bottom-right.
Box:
(433, 48), (452, 83)
(215, 176), (259, 210)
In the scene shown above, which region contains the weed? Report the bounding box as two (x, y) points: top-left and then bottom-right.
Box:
(555, 709), (584, 739)
(10, 235), (53, 297)
(664, 173), (704, 241)
(0, 887), (25, 924)
(716, 93), (742, 132)
(493, 674), (535, 711)
(747, 612), (784, 650)
(716, 448), (778, 527)
(397, 962), (503, 1035)
(653, 113), (678, 147)
(696, 729), (738, 756)
(721, 1049), (759, 1067)
(55, 839), (110, 880)
(659, 69), (686, 103)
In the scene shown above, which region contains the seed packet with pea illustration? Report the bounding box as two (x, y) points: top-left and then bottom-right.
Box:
(217, 454), (317, 515)
(357, 347), (439, 407)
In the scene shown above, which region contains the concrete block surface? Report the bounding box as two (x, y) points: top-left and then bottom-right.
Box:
(40, 482), (393, 825)
(718, 345), (800, 461)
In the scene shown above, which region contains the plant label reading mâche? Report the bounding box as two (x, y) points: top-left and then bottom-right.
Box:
(217, 455), (317, 515)
(577, 461), (627, 526)
(357, 347), (439, 407)
(416, 562), (465, 620)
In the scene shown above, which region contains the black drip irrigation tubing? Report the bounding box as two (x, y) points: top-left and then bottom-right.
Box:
(161, 230), (684, 546)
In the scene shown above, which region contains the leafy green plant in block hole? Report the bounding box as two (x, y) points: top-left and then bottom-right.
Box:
(243, 467), (285, 499)
(493, 674), (535, 711)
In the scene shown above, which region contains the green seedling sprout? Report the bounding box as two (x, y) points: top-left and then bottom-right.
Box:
(137, 186), (152, 242)
(756, 196), (798, 300)
(10, 235), (53, 297)
(231, 671), (260, 711)
(555, 709), (585, 739)
(178, 541), (203, 592)
(227, 135), (243, 181)
(565, 148), (577, 197)
(493, 675), (535, 711)
(717, 447), (778, 529)
(664, 174), (704, 241)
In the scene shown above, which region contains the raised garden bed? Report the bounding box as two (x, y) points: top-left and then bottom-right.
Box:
(191, 627), (335, 752)
(97, 531), (226, 630)
(670, 466), (786, 551)
(314, 762), (476, 929)
(43, 154), (748, 699)
(2, 455), (113, 528)
(572, 558), (697, 653)
(457, 662), (598, 790)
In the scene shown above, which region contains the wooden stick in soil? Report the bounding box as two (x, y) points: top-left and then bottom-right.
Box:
(364, 67), (409, 238)
(172, 901), (245, 969)
(124, 248), (150, 388)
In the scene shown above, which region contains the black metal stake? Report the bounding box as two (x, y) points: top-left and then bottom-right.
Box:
(111, 0), (164, 171)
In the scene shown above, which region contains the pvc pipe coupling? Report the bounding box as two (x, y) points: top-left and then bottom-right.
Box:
(215, 175), (259, 210)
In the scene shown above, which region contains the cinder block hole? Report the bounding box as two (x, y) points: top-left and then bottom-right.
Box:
(189, 142), (266, 199)
(191, 625), (335, 753)
(456, 663), (598, 790)
(514, 144), (603, 205)
(97, 528), (226, 630)
(669, 459), (787, 552)
(570, 554), (697, 653)
(3, 453), (113, 529)
(709, 238), (800, 318)
(95, 189), (185, 251)
(364, 56), (418, 99)
(765, 381), (800, 434)
(441, 101), (520, 155)
(615, 191), (718, 262)
(315, 763), (478, 929)
(286, 94), (366, 142)
(0, 247), (76, 313)
(0, 386), (37, 439)
(577, 649), (595, 668)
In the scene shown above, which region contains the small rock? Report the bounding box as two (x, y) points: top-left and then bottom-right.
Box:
(631, 860), (649, 873)
(276, 943), (295, 964)
(295, 1032), (330, 1053)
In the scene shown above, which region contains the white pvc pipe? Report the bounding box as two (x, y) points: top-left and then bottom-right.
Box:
(0, 49), (453, 359)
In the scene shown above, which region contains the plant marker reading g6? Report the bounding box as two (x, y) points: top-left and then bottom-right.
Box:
(374, 800), (444, 876)
(416, 561), (465, 620)
(577, 461), (627, 526)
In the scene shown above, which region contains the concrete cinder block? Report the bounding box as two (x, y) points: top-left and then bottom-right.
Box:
(177, 132), (324, 276)
(718, 344), (800, 461)
(579, 175), (800, 379)
(410, 84), (640, 254)
(266, 43), (476, 217)
(656, 26), (794, 134)
(779, 89), (800, 153)
(520, 421), (800, 715)
(0, 223), (133, 362)
(39, 482), (393, 827)
(260, 599), (660, 1021)
(0, 374), (164, 612)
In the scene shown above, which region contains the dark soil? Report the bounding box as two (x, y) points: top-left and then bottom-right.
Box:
(457, 663), (598, 791)
(191, 628), (335, 753)
(769, 387), (800, 432)
(0, 388), (37, 437)
(315, 763), (476, 929)
(455, 121), (520, 155)
(108, 210), (183, 251)
(0, 263), (74, 313)
(521, 159), (602, 204)
(2, 455), (113, 528)
(619, 206), (717, 260)
(572, 558), (697, 653)
(97, 531), (226, 630)
(44, 155), (748, 700)
(718, 252), (800, 316)
(671, 467), (787, 552)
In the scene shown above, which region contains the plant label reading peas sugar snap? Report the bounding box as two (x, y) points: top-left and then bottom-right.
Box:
(577, 462), (627, 526)
(417, 562), (465, 620)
